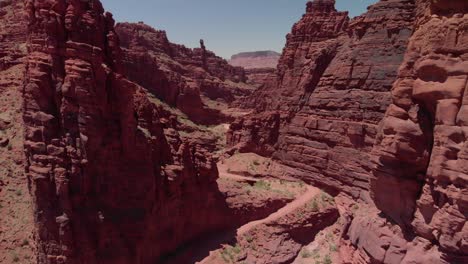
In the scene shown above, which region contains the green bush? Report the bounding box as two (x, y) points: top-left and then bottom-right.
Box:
(329, 242), (337, 252)
(220, 243), (241, 263)
(308, 198), (319, 211)
(300, 248), (312, 258)
(352, 204), (359, 212)
(320, 191), (334, 203)
(253, 180), (271, 190)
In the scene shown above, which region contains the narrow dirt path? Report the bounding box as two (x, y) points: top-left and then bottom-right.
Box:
(219, 167), (321, 236)
(196, 174), (320, 264)
(236, 185), (319, 236)
(218, 171), (261, 182)
(217, 168), (321, 237)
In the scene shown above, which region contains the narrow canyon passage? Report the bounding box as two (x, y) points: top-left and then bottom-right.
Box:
(160, 160), (331, 264)
(235, 185), (320, 237)
(0, 0), (466, 263)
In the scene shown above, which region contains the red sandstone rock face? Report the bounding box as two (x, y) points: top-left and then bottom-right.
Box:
(242, 68), (277, 89)
(22, 1), (232, 263)
(230, 0), (467, 262)
(0, 1), (35, 262)
(227, 111), (280, 156)
(2, 0), (466, 263)
(115, 23), (251, 125)
(0, 0), (28, 71)
(200, 192), (339, 264)
(369, 0), (468, 261)
(229, 0), (415, 200)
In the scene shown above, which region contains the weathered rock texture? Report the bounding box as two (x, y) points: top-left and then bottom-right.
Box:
(200, 192), (339, 264)
(368, 0), (468, 262)
(115, 23), (251, 125)
(0, 0), (28, 71)
(23, 0), (233, 263)
(229, 0), (415, 200)
(2, 0), (467, 263)
(245, 68), (277, 87)
(233, 196), (338, 264)
(230, 0), (468, 262)
(0, 0), (35, 263)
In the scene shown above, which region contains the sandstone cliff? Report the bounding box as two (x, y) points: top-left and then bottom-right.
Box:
(243, 68), (277, 89)
(229, 0), (415, 200)
(366, 0), (468, 262)
(0, 0), (34, 263)
(1, 0), (467, 263)
(115, 23), (251, 125)
(22, 0), (232, 263)
(228, 0), (468, 262)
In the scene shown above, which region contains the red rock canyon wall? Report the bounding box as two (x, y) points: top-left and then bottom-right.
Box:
(1, 0), (466, 263)
(229, 0), (468, 262)
(368, 0), (468, 261)
(229, 0), (416, 200)
(23, 0), (230, 263)
(115, 22), (249, 125)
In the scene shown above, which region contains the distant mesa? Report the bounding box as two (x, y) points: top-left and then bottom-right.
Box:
(229, 50), (281, 69)
(231, 51), (281, 59)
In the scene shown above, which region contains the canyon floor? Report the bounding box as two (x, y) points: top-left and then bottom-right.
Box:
(0, 0), (466, 263)
(160, 152), (342, 264)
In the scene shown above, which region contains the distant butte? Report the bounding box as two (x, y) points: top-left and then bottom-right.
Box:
(229, 50), (281, 69)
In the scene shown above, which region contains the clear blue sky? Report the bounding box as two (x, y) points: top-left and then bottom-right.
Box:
(101, 0), (377, 59)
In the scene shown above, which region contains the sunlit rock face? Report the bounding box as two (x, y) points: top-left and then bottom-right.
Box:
(229, 0), (468, 262)
(115, 22), (249, 125)
(22, 0), (231, 263)
(228, 0), (416, 200)
(0, 0), (466, 263)
(370, 0), (468, 261)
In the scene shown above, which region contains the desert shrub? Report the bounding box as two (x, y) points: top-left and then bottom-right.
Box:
(253, 180), (271, 190)
(308, 198), (319, 211)
(329, 242), (337, 252)
(220, 243), (241, 263)
(320, 191), (334, 204)
(12, 253), (19, 262)
(300, 248), (312, 258)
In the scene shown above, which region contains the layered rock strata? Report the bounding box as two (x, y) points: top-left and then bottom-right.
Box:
(115, 23), (250, 125)
(23, 1), (231, 263)
(367, 0), (468, 262)
(200, 192), (339, 264)
(0, 0), (34, 263)
(229, 0), (416, 200)
(230, 0), (468, 262)
(244, 68), (277, 89)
